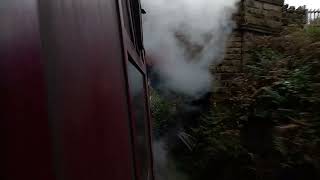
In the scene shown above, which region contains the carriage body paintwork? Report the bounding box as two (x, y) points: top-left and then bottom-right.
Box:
(1, 1), (153, 180)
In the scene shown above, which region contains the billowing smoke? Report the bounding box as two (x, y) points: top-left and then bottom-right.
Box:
(142, 0), (240, 97)
(142, 0), (240, 179)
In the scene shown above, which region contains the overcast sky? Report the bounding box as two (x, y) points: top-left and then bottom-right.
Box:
(285, 0), (320, 9)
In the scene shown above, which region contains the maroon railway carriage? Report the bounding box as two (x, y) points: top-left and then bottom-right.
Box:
(1, 0), (154, 180)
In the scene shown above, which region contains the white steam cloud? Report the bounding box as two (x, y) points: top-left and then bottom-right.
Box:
(143, 1), (240, 179)
(142, 0), (240, 97)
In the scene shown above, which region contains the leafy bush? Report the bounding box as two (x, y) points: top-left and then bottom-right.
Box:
(150, 89), (178, 138)
(180, 108), (251, 180)
(174, 32), (320, 179)
(305, 26), (320, 42)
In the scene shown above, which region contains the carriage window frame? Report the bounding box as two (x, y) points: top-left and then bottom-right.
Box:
(118, 0), (153, 179)
(126, 55), (151, 180)
(121, 0), (135, 45)
(120, 0), (144, 58)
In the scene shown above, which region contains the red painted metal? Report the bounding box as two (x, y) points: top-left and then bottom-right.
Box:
(117, 0), (155, 180)
(0, 1), (55, 179)
(1, 0), (154, 180)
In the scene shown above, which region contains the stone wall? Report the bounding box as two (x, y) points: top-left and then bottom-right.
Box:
(212, 0), (310, 95)
(214, 31), (243, 91)
(214, 0), (283, 88)
(241, 0), (287, 65)
(282, 5), (308, 27)
(242, 0), (284, 33)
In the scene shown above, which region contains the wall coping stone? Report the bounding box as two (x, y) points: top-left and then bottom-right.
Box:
(255, 0), (284, 6)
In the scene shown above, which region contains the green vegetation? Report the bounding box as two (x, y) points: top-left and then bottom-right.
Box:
(151, 27), (320, 180)
(305, 26), (320, 42)
(150, 90), (178, 138)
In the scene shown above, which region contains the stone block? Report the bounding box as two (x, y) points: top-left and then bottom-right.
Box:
(221, 60), (242, 66)
(228, 36), (242, 42)
(257, 0), (284, 6)
(263, 3), (282, 12)
(224, 54), (242, 60)
(264, 10), (282, 21)
(244, 15), (265, 26)
(245, 0), (263, 9)
(229, 31), (242, 38)
(227, 42), (242, 48)
(246, 7), (264, 18)
(226, 48), (242, 54)
(265, 19), (282, 29)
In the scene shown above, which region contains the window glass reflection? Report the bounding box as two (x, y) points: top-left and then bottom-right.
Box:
(127, 60), (149, 180)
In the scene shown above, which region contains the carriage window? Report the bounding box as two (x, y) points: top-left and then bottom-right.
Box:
(127, 59), (149, 180)
(129, 0), (144, 51)
(121, 0), (134, 42)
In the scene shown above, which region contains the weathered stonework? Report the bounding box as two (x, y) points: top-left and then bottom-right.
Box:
(214, 0), (308, 94)
(282, 5), (308, 27)
(243, 0), (284, 33)
(215, 0), (285, 76)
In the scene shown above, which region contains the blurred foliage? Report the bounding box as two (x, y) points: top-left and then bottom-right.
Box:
(150, 89), (178, 138)
(305, 26), (320, 42)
